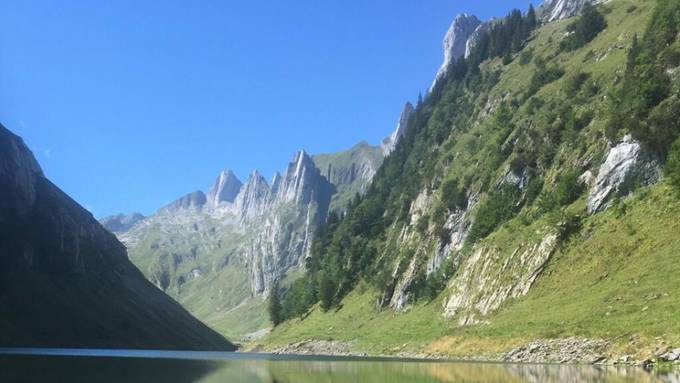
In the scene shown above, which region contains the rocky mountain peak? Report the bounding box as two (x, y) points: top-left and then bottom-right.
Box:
(382, 102), (415, 155)
(160, 190), (207, 213)
(207, 169), (242, 207)
(277, 149), (324, 205)
(431, 13), (481, 92)
(234, 170), (270, 221)
(541, 0), (598, 22)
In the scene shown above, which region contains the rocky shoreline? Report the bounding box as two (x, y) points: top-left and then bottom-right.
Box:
(267, 337), (680, 370)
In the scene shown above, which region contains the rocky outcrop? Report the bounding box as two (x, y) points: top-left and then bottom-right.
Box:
(207, 169), (242, 208)
(242, 151), (333, 294)
(587, 135), (659, 214)
(431, 14), (481, 92)
(271, 339), (359, 356)
(234, 170), (270, 222)
(541, 0), (599, 22)
(0, 124), (234, 350)
(382, 103), (414, 155)
(160, 190), (207, 213)
(100, 212), (146, 233)
(503, 337), (609, 364)
(443, 233), (558, 325)
(464, 20), (495, 59)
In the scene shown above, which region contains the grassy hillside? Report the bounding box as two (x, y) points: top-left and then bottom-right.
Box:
(258, 0), (680, 360)
(260, 182), (680, 360)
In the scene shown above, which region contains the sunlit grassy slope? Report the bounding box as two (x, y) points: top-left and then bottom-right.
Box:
(258, 0), (680, 359)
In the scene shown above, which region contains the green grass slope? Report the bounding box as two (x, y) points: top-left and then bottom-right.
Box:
(258, 0), (680, 360)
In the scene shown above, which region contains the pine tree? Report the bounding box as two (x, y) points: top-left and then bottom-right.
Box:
(268, 279), (283, 326)
(318, 271), (334, 312)
(526, 4), (537, 31)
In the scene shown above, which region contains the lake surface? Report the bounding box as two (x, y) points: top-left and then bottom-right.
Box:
(0, 348), (677, 383)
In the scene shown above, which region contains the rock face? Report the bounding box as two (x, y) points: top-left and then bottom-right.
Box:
(241, 150), (334, 295)
(586, 135), (659, 214)
(234, 170), (270, 221)
(464, 20), (495, 59)
(100, 212), (146, 233)
(161, 190), (207, 213)
(541, 0), (598, 22)
(382, 103), (414, 155)
(443, 233), (558, 325)
(0, 124), (234, 350)
(207, 169), (242, 208)
(431, 14), (481, 92)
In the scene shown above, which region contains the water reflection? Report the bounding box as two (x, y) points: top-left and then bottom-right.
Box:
(1, 352), (678, 383)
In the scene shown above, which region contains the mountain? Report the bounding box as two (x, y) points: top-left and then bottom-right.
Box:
(112, 142), (384, 339)
(430, 14), (482, 92)
(540, 0), (598, 21)
(381, 103), (415, 156)
(0, 124), (234, 350)
(262, 0), (680, 363)
(101, 212), (145, 233)
(313, 141), (385, 210)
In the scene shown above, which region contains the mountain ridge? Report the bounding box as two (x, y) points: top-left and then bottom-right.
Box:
(0, 124), (235, 350)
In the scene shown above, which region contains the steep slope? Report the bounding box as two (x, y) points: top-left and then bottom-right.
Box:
(262, 0), (680, 362)
(0, 125), (234, 350)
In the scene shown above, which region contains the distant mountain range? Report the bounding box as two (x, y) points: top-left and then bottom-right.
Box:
(103, 138), (390, 338)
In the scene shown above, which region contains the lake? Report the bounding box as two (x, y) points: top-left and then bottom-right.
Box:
(0, 348), (677, 382)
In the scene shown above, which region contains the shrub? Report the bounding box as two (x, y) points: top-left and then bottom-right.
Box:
(527, 57), (565, 97)
(666, 137), (680, 192)
(268, 279), (283, 326)
(560, 3), (607, 52)
(519, 48), (534, 66)
(564, 71), (590, 96)
(538, 170), (586, 211)
(643, 97), (680, 155)
(467, 184), (521, 244)
(440, 178), (467, 211)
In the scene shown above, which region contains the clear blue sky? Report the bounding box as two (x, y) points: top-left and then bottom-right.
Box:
(1, 0), (538, 217)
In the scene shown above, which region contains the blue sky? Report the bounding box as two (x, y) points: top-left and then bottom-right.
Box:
(1, 0), (538, 217)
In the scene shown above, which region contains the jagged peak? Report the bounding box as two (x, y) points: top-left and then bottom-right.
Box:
(207, 168), (242, 206)
(382, 102), (415, 155)
(430, 13), (482, 93)
(291, 149), (316, 178)
(245, 169), (268, 186)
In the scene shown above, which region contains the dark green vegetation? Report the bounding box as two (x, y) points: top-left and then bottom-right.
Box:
(607, 0), (680, 155)
(560, 3), (608, 52)
(268, 280), (283, 327)
(261, 0), (680, 361)
(0, 125), (234, 350)
(667, 138), (680, 191)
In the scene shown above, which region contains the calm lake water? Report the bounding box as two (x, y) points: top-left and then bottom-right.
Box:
(0, 348), (677, 383)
